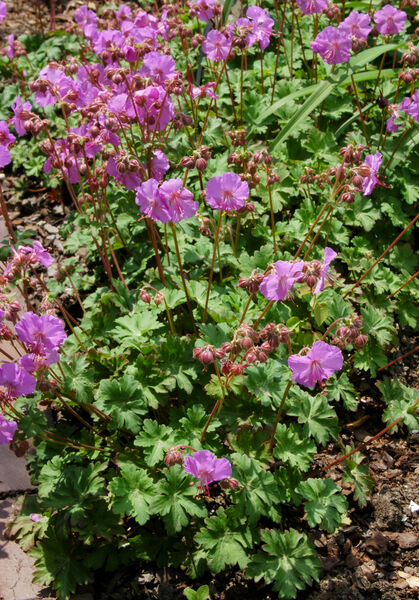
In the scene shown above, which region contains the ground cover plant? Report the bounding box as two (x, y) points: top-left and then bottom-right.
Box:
(0, 0), (418, 598)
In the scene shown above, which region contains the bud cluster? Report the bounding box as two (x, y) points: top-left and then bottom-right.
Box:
(323, 2), (341, 23)
(179, 145), (211, 172)
(237, 269), (264, 294)
(331, 313), (368, 349)
(193, 321), (290, 376)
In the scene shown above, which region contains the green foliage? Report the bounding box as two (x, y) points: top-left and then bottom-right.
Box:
(94, 374), (148, 433)
(273, 424), (317, 471)
(288, 392), (339, 444)
(342, 450), (374, 508)
(150, 465), (207, 535)
(296, 478), (348, 533)
(108, 463), (154, 525)
(247, 529), (321, 599)
(377, 378), (419, 432)
(195, 507), (257, 572)
(184, 585), (210, 600)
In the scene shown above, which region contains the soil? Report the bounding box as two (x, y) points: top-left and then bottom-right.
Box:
(1, 1), (418, 599)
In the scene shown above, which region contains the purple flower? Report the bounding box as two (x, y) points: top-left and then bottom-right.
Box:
(160, 178), (198, 222)
(190, 82), (218, 101)
(150, 150), (169, 181)
(140, 51), (176, 84)
(135, 178), (171, 223)
(0, 145), (11, 168)
(361, 151), (382, 196)
(107, 156), (142, 191)
(29, 513), (42, 522)
(314, 247), (338, 295)
(11, 96), (32, 137)
(32, 241), (53, 268)
(189, 0), (215, 22)
(246, 6), (274, 50)
(133, 85), (175, 131)
(288, 341), (343, 388)
(0, 415), (17, 445)
(400, 90), (419, 122)
(184, 450), (232, 490)
(260, 261), (305, 301)
(15, 312), (66, 355)
(202, 30), (232, 62)
(0, 363), (37, 397)
(374, 4), (407, 36)
(0, 121), (16, 149)
(311, 26), (351, 65)
(338, 11), (372, 40)
(296, 0), (328, 15)
(0, 2), (7, 23)
(205, 172), (249, 212)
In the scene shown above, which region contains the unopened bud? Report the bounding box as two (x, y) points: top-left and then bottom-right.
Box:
(220, 477), (239, 490)
(140, 289), (151, 304)
(154, 292), (164, 306)
(164, 449), (184, 467)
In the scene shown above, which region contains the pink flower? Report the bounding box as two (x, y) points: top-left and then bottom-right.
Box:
(202, 30), (232, 62)
(189, 0), (215, 22)
(246, 6), (274, 50)
(400, 90), (419, 122)
(296, 0), (328, 15)
(32, 241), (53, 268)
(0, 2), (7, 23)
(160, 178), (198, 222)
(311, 26), (351, 64)
(260, 261), (305, 301)
(140, 51), (176, 84)
(0, 145), (11, 168)
(314, 247), (337, 295)
(11, 96), (32, 137)
(361, 151), (382, 196)
(150, 150), (169, 181)
(15, 312), (66, 355)
(190, 82), (218, 101)
(29, 513), (42, 522)
(374, 4), (406, 36)
(133, 85), (175, 131)
(184, 450), (232, 490)
(0, 415), (17, 445)
(338, 11), (372, 40)
(135, 178), (171, 223)
(205, 172), (249, 211)
(0, 121), (16, 149)
(288, 341), (343, 388)
(0, 363), (37, 398)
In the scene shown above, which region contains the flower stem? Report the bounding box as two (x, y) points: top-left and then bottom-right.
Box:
(203, 211), (223, 323)
(268, 380), (293, 452)
(170, 223), (197, 333)
(387, 270), (419, 299)
(377, 345), (419, 372)
(344, 212), (419, 298)
(294, 201), (331, 259)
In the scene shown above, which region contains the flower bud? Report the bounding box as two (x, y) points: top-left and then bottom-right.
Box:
(220, 477), (239, 490)
(154, 292), (164, 306)
(140, 289), (151, 304)
(164, 449), (184, 467)
(195, 157), (207, 172)
(353, 334), (368, 349)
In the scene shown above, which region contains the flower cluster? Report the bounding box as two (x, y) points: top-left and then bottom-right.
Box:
(2, 241), (53, 282)
(260, 247), (337, 302)
(135, 178), (198, 223)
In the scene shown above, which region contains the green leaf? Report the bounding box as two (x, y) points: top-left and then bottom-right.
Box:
(268, 44), (399, 152)
(353, 341), (387, 377)
(288, 393), (339, 445)
(247, 528), (321, 599)
(183, 585), (210, 600)
(95, 374), (148, 433)
(231, 453), (282, 523)
(273, 423), (317, 472)
(245, 362), (291, 407)
(313, 302), (329, 326)
(377, 378), (419, 432)
(341, 450), (374, 508)
(149, 464), (207, 535)
(296, 478), (348, 533)
(229, 424), (271, 462)
(222, 0), (235, 25)
(38, 459), (107, 520)
(112, 311), (163, 349)
(134, 420), (178, 466)
(195, 507), (257, 573)
(109, 463), (155, 525)
(61, 355), (94, 404)
(361, 305), (395, 346)
(326, 373), (358, 411)
(31, 533), (93, 599)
